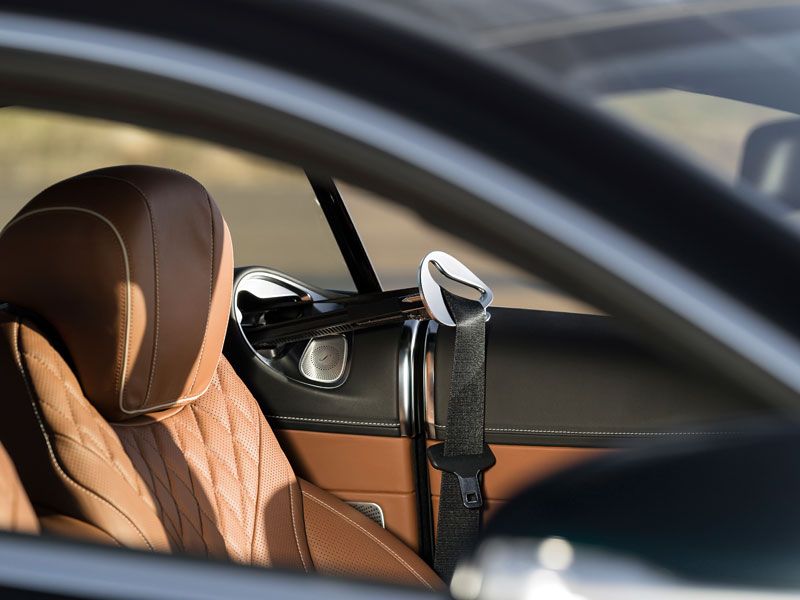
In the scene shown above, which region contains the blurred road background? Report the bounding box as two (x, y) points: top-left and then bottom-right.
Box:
(0, 95), (789, 312)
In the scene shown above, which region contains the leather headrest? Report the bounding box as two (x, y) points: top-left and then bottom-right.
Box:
(740, 118), (800, 211)
(0, 166), (233, 421)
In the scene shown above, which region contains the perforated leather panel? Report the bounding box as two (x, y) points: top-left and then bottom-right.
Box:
(0, 315), (441, 588)
(2, 317), (171, 551)
(115, 359), (311, 568)
(2, 316), (309, 566)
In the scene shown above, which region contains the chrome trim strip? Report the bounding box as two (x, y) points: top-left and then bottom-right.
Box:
(423, 320), (438, 439)
(398, 320), (421, 437)
(233, 269), (321, 369)
(266, 414), (398, 428)
(234, 271), (314, 320)
(234, 269), (354, 390)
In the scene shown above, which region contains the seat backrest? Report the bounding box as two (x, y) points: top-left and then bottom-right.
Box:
(0, 166), (441, 588)
(0, 442), (38, 534)
(0, 166), (308, 566)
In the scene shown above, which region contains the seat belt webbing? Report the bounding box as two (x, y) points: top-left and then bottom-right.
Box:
(431, 290), (494, 581)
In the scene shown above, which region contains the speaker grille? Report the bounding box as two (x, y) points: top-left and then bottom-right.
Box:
(299, 335), (348, 383)
(346, 502), (385, 528)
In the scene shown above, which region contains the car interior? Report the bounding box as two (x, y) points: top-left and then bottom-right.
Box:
(0, 94), (790, 591)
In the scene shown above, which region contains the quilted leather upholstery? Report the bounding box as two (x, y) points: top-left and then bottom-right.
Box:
(0, 315), (441, 587)
(0, 442), (38, 534)
(0, 316), (171, 551)
(115, 358), (312, 569)
(0, 166), (442, 589)
(1, 315), (308, 567)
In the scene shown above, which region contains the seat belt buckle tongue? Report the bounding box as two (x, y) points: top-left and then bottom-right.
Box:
(427, 443), (495, 509)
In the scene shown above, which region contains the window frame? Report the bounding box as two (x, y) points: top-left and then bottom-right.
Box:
(306, 173), (382, 293)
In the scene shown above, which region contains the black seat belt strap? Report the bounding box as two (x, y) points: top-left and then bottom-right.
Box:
(429, 290), (495, 581)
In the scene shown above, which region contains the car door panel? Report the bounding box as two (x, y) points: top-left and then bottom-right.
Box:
(275, 430), (420, 549)
(427, 442), (608, 527)
(226, 276), (768, 552)
(425, 308), (770, 530)
(225, 268), (411, 437)
(428, 308), (766, 447)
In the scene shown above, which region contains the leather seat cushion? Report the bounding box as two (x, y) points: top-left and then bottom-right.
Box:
(0, 314), (441, 588)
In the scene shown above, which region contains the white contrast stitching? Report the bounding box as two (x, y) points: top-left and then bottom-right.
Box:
(250, 414), (264, 563)
(287, 468), (308, 572)
(107, 176), (160, 408)
(186, 190), (215, 397)
(266, 415), (398, 428)
(302, 490), (433, 589)
(0, 207), (133, 415)
(77, 174), (162, 411)
(434, 424), (741, 436)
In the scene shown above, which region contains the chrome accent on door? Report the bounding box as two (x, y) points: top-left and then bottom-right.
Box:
(234, 269), (353, 388)
(233, 270), (324, 365)
(346, 502), (386, 528)
(398, 320), (421, 437)
(423, 320), (438, 439)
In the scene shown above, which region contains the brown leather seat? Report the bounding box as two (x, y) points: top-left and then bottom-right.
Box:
(0, 166), (441, 589)
(0, 443), (39, 534)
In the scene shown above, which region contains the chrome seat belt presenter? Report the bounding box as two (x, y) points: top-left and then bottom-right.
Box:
(418, 250), (493, 326)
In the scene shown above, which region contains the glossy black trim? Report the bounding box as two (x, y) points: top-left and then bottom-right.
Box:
(306, 173), (381, 294)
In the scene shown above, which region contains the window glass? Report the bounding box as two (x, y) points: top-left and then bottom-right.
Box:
(0, 107), (354, 291)
(389, 2), (800, 217)
(339, 182), (597, 313)
(599, 89), (795, 183)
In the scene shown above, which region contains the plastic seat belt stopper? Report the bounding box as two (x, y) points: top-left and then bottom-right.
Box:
(427, 443), (496, 509)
